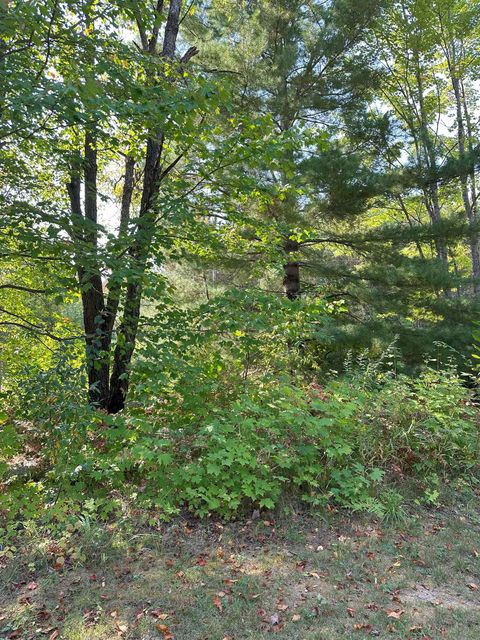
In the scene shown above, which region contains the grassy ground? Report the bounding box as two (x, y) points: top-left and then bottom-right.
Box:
(1, 492), (479, 640)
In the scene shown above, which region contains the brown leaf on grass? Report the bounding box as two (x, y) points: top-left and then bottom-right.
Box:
(151, 609), (169, 620)
(353, 623), (373, 632)
(115, 621), (128, 636)
(386, 609), (404, 619)
(26, 581), (38, 590)
(277, 599), (288, 611)
(292, 614), (301, 622)
(346, 607), (355, 618)
(195, 555), (208, 566)
(467, 582), (478, 591)
(48, 631), (59, 640)
(213, 595), (223, 612)
(156, 623), (174, 639)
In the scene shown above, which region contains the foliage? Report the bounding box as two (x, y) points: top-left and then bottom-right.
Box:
(1, 0), (480, 545)
(2, 332), (478, 532)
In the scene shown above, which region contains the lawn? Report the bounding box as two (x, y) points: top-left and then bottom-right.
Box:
(1, 492), (479, 640)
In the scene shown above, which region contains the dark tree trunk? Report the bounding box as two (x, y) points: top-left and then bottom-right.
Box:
(67, 130), (110, 408)
(283, 238), (300, 300)
(107, 0), (184, 413)
(108, 137), (163, 412)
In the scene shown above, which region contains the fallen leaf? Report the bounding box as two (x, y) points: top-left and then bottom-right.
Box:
(156, 623), (174, 639)
(213, 595), (223, 612)
(48, 631), (59, 640)
(346, 607), (355, 618)
(270, 613), (280, 625)
(353, 623), (373, 632)
(27, 581), (38, 590)
(151, 610), (169, 620)
(115, 621), (128, 635)
(292, 614), (301, 622)
(386, 609), (404, 619)
(467, 583), (478, 591)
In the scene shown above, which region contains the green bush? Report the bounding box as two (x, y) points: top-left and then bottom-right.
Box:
(1, 296), (478, 529)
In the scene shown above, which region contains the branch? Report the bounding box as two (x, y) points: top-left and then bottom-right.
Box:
(0, 284), (47, 294)
(0, 321), (80, 342)
(148, 0), (165, 54)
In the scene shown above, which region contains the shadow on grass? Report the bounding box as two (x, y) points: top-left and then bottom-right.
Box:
(1, 496), (480, 640)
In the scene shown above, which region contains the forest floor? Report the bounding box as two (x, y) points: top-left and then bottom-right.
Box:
(1, 492), (479, 640)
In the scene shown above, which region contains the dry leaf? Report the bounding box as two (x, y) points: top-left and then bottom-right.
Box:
(353, 623), (373, 632)
(115, 621), (128, 635)
(292, 614), (301, 622)
(213, 595), (223, 612)
(386, 609), (404, 619)
(151, 609), (169, 620)
(156, 623), (174, 639)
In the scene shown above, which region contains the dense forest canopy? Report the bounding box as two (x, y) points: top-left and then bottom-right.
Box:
(0, 0), (479, 524)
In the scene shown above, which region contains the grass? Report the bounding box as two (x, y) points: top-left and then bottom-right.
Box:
(1, 491), (479, 640)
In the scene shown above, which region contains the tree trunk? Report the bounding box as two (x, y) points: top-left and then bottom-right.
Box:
(457, 78), (480, 295)
(107, 0), (184, 413)
(283, 238), (300, 300)
(107, 141), (161, 413)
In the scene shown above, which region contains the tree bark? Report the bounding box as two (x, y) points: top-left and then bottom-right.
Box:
(107, 0), (185, 413)
(283, 238), (300, 300)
